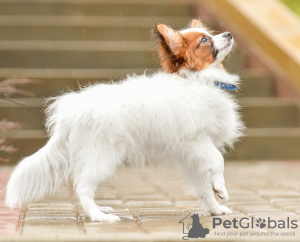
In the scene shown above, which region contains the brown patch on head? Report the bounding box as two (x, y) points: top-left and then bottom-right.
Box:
(182, 31), (216, 71)
(153, 23), (218, 73)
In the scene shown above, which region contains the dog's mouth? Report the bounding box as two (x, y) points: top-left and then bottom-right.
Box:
(219, 41), (233, 52)
(213, 40), (233, 59)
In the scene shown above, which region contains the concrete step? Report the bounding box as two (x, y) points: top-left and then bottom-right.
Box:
(241, 98), (300, 128)
(0, 40), (152, 52)
(1, 98), (299, 130)
(0, 16), (190, 41)
(0, 68), (274, 98)
(0, 68), (156, 98)
(238, 70), (274, 98)
(0, 42), (158, 69)
(0, 130), (47, 163)
(0, 16), (191, 27)
(228, 128), (300, 160)
(223, 49), (247, 74)
(2, 128), (300, 162)
(0, 26), (154, 42)
(0, 40), (152, 51)
(0, 1), (193, 17)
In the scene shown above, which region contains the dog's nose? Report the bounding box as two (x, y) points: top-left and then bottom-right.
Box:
(223, 32), (232, 39)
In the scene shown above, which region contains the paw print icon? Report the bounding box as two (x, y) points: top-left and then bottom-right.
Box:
(256, 218), (266, 228)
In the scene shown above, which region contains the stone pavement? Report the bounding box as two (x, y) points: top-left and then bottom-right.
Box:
(0, 161), (300, 241)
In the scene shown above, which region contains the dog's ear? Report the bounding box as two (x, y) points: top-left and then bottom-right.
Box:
(190, 19), (204, 28)
(153, 24), (186, 73)
(189, 19), (214, 36)
(154, 24), (185, 55)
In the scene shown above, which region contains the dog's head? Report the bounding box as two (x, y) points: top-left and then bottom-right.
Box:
(153, 19), (233, 73)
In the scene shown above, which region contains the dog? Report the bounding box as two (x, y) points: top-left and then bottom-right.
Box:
(5, 19), (244, 222)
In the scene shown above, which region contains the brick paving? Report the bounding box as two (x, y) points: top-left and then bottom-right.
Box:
(0, 168), (21, 237)
(0, 161), (300, 241)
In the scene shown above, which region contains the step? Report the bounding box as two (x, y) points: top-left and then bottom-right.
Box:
(2, 128), (300, 162)
(0, 16), (190, 41)
(0, 40), (152, 51)
(0, 43), (158, 69)
(0, 68), (274, 98)
(1, 50), (157, 69)
(227, 128), (300, 160)
(0, 68), (155, 98)
(0, 130), (47, 163)
(0, 100), (45, 130)
(223, 49), (247, 74)
(239, 70), (274, 98)
(241, 98), (300, 128)
(0, 25), (153, 41)
(0, 16), (190, 27)
(1, 98), (299, 130)
(0, 1), (193, 16)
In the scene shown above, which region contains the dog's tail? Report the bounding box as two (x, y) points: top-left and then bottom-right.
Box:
(5, 132), (69, 208)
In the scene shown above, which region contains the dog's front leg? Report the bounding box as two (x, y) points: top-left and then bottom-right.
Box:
(180, 136), (232, 215)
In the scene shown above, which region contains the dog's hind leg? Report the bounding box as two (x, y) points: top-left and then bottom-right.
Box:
(180, 136), (231, 215)
(75, 177), (120, 222)
(73, 145), (124, 222)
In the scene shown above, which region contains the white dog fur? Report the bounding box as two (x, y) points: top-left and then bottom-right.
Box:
(6, 22), (244, 222)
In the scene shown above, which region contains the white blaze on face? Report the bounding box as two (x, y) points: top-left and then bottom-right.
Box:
(212, 33), (234, 65)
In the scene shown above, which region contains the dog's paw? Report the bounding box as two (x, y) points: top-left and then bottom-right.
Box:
(97, 206), (114, 213)
(213, 185), (229, 202)
(211, 205), (232, 215)
(90, 213), (120, 222)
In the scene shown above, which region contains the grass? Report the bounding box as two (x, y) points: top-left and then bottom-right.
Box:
(281, 0), (300, 16)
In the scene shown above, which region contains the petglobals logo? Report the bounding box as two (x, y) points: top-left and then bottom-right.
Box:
(213, 217), (298, 230)
(179, 213), (209, 240)
(178, 214), (298, 240)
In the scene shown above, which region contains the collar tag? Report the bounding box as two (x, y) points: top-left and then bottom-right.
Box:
(215, 81), (237, 91)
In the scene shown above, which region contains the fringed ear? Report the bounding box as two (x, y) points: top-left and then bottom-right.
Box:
(152, 24), (186, 73)
(154, 24), (185, 55)
(190, 19), (204, 28)
(189, 19), (214, 35)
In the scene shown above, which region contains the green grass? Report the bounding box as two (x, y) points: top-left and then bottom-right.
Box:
(281, 0), (300, 16)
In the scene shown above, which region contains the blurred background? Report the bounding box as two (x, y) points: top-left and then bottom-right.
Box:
(1, 0), (300, 163)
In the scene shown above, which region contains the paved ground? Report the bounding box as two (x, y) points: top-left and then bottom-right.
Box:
(0, 161), (300, 241)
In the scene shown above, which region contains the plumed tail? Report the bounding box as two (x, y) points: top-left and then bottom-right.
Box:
(5, 133), (69, 208)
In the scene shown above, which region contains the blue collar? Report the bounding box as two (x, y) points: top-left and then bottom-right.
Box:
(215, 81), (237, 91)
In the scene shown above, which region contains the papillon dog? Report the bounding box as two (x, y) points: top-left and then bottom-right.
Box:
(6, 19), (244, 222)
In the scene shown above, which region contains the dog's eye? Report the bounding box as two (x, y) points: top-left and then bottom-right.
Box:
(201, 37), (208, 43)
(197, 37), (209, 48)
